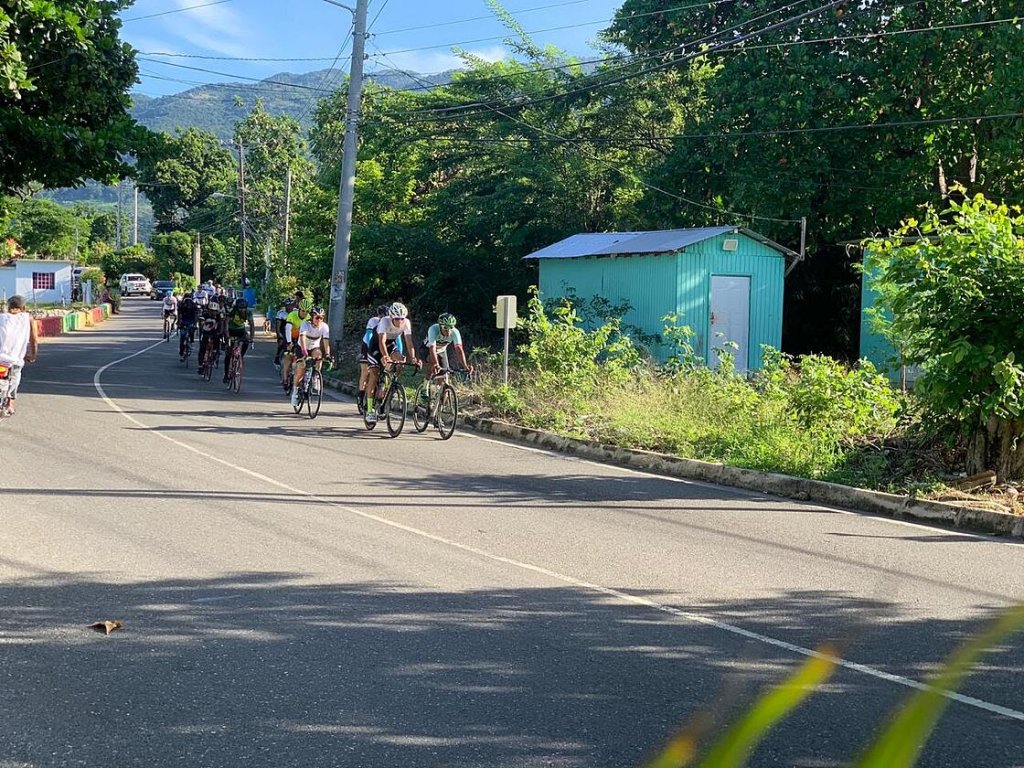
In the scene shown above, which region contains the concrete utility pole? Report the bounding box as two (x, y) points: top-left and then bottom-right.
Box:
(132, 183), (139, 246)
(326, 0), (369, 356)
(115, 180), (123, 250)
(193, 233), (202, 285)
(283, 166), (293, 251)
(238, 140), (248, 287)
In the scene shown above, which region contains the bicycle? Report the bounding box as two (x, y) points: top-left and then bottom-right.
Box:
(292, 355), (325, 419)
(0, 363), (12, 419)
(224, 336), (248, 394)
(365, 360), (418, 437)
(198, 336), (220, 382)
(413, 368), (460, 440)
(179, 325), (195, 368)
(163, 312), (177, 341)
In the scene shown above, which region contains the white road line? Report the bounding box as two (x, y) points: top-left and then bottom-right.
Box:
(94, 344), (1024, 722)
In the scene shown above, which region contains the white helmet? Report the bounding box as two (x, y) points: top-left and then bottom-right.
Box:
(387, 301), (408, 319)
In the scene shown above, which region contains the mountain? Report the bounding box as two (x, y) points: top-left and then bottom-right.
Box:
(129, 67), (455, 141)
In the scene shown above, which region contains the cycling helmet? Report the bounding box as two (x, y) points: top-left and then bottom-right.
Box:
(438, 312), (457, 329)
(387, 301), (408, 319)
(284, 297), (296, 307)
(234, 297), (248, 310)
(311, 306), (326, 318)
(376, 303), (389, 316)
(298, 298), (313, 312)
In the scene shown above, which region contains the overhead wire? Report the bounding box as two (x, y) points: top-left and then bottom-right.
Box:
(376, 0), (836, 127)
(123, 0), (235, 23)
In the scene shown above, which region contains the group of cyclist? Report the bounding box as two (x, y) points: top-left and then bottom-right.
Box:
(161, 287), (255, 383)
(162, 284), (471, 421)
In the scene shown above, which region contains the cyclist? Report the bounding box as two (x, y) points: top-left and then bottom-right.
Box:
(223, 297), (255, 383)
(198, 297), (225, 373)
(357, 304), (389, 413)
(290, 306), (332, 408)
(425, 312), (473, 378)
(365, 301), (419, 424)
(177, 293), (199, 360)
(281, 298), (312, 391)
(274, 296), (296, 369)
(161, 290), (178, 332)
(193, 286), (209, 308)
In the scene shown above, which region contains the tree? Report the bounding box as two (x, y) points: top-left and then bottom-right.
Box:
(0, 196), (86, 257)
(101, 243), (156, 281)
(602, 0), (1024, 357)
(0, 0), (152, 192)
(136, 128), (236, 232)
(867, 193), (1024, 480)
(150, 231), (194, 278)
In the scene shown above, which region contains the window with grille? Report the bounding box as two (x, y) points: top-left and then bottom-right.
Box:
(32, 272), (55, 290)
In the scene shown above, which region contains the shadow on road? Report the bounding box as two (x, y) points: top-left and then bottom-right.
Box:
(0, 572), (1021, 767)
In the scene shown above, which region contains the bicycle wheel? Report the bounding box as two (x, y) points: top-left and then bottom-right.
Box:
(203, 350), (213, 381)
(306, 369), (322, 419)
(436, 384), (458, 440)
(413, 380), (431, 433)
(231, 353), (244, 393)
(163, 319), (170, 341)
(385, 382), (407, 437)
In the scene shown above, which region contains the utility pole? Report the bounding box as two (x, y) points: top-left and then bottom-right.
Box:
(193, 233), (202, 285)
(115, 180), (123, 250)
(238, 140), (248, 287)
(283, 166), (292, 248)
(132, 183), (139, 246)
(326, 0), (369, 357)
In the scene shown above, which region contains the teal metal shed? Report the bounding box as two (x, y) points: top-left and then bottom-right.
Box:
(524, 227), (797, 371)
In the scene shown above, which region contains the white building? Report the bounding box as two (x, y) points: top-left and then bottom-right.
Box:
(0, 259), (74, 306)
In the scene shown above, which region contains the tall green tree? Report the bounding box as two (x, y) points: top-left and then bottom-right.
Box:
(136, 127), (237, 232)
(602, 0), (1024, 356)
(867, 193), (1024, 480)
(0, 0), (151, 193)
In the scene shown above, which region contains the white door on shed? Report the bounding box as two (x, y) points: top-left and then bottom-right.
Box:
(709, 275), (751, 372)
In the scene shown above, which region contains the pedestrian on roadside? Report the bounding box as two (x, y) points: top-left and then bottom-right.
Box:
(0, 295), (39, 416)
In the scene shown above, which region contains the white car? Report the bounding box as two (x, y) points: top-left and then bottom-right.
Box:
(119, 273), (152, 297)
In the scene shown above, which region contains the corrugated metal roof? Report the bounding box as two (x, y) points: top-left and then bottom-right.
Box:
(524, 226), (799, 260)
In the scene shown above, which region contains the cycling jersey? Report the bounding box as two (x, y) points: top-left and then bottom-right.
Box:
(162, 295), (178, 312)
(178, 299), (198, 325)
(362, 316), (381, 346)
(227, 308), (252, 333)
(376, 317), (411, 341)
(426, 324), (462, 351)
(284, 310), (310, 342)
(299, 320), (330, 353)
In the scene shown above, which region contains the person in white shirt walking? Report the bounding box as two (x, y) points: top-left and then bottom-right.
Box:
(0, 295), (39, 416)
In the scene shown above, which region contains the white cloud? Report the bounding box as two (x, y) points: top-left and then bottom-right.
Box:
(376, 46), (509, 75)
(158, 0), (256, 59)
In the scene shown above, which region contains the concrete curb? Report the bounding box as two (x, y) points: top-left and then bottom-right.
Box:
(35, 304), (112, 338)
(323, 376), (1024, 539)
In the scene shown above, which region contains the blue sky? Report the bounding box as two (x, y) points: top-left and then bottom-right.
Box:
(122, 0), (626, 97)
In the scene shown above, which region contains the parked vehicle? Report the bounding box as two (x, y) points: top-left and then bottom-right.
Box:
(119, 273), (152, 297)
(150, 280), (176, 300)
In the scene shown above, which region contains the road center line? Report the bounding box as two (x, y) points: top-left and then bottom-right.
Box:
(93, 343), (1024, 723)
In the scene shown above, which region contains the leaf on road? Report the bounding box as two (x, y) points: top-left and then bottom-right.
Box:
(87, 620), (124, 636)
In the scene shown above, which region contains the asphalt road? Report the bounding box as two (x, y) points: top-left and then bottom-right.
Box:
(1, 299), (1021, 768)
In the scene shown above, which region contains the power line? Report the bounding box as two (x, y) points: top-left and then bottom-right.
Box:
(380, 0), (836, 125)
(371, 0), (737, 56)
(373, 0), (593, 36)
(139, 52), (343, 62)
(137, 57), (336, 91)
(123, 0), (235, 23)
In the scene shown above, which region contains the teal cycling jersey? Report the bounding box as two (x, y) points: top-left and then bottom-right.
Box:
(426, 324), (462, 351)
